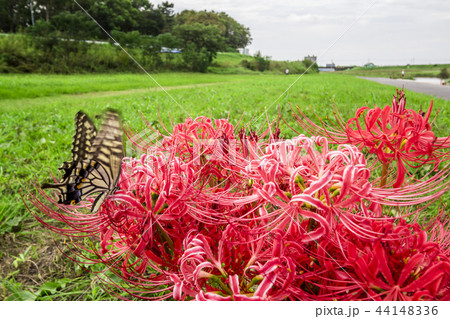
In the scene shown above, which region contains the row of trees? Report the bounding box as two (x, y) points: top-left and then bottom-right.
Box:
(0, 0), (252, 72)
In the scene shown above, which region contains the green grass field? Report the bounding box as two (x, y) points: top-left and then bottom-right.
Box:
(340, 63), (450, 79)
(209, 52), (258, 74)
(1, 72), (449, 300)
(0, 73), (248, 100)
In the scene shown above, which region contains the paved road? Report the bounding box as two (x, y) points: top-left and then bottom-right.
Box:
(358, 77), (450, 100)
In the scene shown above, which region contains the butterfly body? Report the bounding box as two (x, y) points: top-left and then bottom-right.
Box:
(42, 110), (123, 212)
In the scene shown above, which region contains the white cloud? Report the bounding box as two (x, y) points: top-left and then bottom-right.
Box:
(156, 0), (450, 65)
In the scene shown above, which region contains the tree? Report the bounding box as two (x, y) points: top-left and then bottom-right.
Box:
(135, 9), (165, 36)
(175, 10), (251, 50)
(158, 1), (175, 32)
(217, 12), (251, 50)
(131, 0), (165, 36)
(86, 0), (140, 35)
(50, 11), (100, 40)
(181, 43), (210, 72)
(173, 23), (224, 63)
(83, 0), (175, 37)
(110, 30), (142, 48)
(177, 10), (225, 32)
(33, 0), (73, 21)
(141, 35), (163, 69)
(0, 0), (31, 32)
(157, 32), (181, 49)
(25, 19), (59, 51)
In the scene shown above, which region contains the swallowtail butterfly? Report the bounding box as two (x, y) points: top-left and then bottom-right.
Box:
(42, 110), (123, 212)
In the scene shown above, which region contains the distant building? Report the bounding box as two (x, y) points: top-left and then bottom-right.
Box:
(364, 62), (375, 68)
(319, 61), (336, 72)
(304, 55), (317, 63)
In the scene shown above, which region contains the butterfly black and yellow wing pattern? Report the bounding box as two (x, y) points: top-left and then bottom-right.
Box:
(81, 110), (124, 212)
(42, 110), (123, 213)
(59, 111), (97, 180)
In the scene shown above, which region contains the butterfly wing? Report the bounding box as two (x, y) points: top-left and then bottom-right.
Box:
(42, 111), (97, 203)
(59, 111), (97, 180)
(72, 111), (97, 163)
(43, 110), (123, 213)
(77, 110), (124, 212)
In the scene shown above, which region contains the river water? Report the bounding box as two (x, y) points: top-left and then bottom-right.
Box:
(414, 77), (445, 85)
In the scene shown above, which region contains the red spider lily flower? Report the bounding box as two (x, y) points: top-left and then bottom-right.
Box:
(174, 227), (294, 301)
(28, 193), (176, 300)
(126, 115), (276, 174)
(29, 153), (205, 299)
(292, 90), (450, 188)
(341, 219), (448, 300)
(30, 115), (450, 301)
(347, 220), (450, 300)
(425, 208), (450, 256)
(232, 134), (439, 239)
(126, 116), (237, 158)
(282, 218), (450, 301)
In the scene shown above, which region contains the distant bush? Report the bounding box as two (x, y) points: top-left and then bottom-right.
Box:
(0, 33), (187, 73)
(253, 51), (270, 71)
(0, 34), (39, 73)
(269, 60), (307, 74)
(240, 59), (249, 69)
(239, 52), (318, 75)
(240, 51), (271, 72)
(0, 33), (319, 75)
(439, 68), (449, 79)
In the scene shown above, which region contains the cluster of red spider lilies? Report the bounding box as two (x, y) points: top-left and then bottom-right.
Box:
(33, 90), (450, 300)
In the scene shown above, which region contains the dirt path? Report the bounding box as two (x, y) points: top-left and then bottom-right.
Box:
(0, 81), (230, 110)
(66, 81), (229, 98)
(358, 77), (450, 100)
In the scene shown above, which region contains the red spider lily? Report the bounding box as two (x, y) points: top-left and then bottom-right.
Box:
(30, 114), (450, 301)
(425, 208), (450, 256)
(174, 227), (294, 301)
(292, 90), (450, 188)
(126, 115), (277, 173)
(229, 134), (444, 239)
(343, 219), (450, 300)
(284, 218), (450, 301)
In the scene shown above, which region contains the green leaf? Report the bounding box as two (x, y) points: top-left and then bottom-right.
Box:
(39, 282), (60, 295)
(6, 290), (37, 301)
(56, 278), (71, 289)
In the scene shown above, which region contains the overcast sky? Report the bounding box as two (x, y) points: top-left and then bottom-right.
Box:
(156, 0), (449, 66)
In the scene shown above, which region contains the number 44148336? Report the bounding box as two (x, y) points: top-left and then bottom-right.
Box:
(375, 306), (438, 316)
